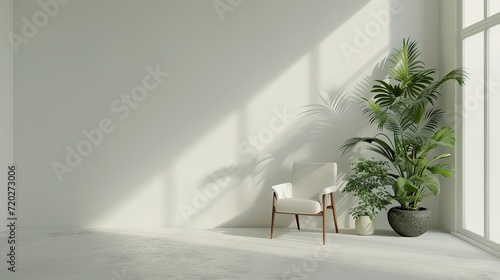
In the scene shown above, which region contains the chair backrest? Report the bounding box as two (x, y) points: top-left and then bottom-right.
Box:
(292, 162), (337, 199)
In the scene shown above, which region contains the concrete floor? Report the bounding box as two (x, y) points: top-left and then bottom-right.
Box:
(0, 228), (499, 280)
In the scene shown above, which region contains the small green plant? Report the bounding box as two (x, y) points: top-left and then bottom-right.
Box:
(342, 158), (391, 219)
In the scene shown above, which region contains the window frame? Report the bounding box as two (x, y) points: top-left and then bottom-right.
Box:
(456, 0), (500, 257)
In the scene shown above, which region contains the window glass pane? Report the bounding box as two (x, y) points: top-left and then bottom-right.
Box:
(489, 25), (500, 244)
(464, 0), (484, 28)
(488, 0), (500, 16)
(463, 32), (485, 237)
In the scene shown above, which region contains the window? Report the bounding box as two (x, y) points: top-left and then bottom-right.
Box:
(488, 23), (500, 244)
(462, 32), (484, 237)
(463, 0), (484, 27)
(489, 0), (500, 17)
(459, 0), (500, 253)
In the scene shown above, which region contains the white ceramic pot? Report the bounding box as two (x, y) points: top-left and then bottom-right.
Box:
(355, 216), (375, 235)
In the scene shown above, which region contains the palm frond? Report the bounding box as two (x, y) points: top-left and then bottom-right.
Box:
(420, 108), (444, 137)
(362, 98), (388, 130)
(388, 38), (425, 82)
(339, 135), (395, 162)
(420, 68), (468, 104)
(371, 82), (402, 115)
(383, 113), (403, 135)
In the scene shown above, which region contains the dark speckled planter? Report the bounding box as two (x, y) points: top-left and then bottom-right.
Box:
(387, 207), (432, 237)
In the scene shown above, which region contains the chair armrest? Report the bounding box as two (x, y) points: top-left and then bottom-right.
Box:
(318, 185), (338, 208)
(319, 185), (337, 196)
(271, 182), (293, 199)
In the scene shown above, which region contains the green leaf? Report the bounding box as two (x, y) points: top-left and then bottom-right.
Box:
(363, 97), (381, 112)
(404, 179), (419, 192)
(431, 126), (455, 148)
(396, 177), (406, 189)
(428, 164), (455, 178)
(422, 175), (440, 196)
(428, 153), (451, 164)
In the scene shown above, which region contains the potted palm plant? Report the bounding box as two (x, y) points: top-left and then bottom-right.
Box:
(339, 38), (467, 237)
(342, 158), (391, 235)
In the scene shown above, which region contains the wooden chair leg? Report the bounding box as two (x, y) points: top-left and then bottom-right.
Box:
(295, 214), (300, 230)
(330, 193), (339, 233)
(270, 195), (276, 239)
(322, 195), (326, 245)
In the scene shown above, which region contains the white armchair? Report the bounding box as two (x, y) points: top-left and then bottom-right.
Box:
(270, 162), (339, 244)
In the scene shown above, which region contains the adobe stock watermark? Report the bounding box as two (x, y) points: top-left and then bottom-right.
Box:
(340, 0), (403, 63)
(8, 0), (71, 54)
(51, 64), (169, 183)
(177, 107), (295, 222)
(282, 238), (339, 280)
(213, 0), (243, 21)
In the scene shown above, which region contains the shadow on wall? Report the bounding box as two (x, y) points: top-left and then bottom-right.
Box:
(212, 60), (390, 229)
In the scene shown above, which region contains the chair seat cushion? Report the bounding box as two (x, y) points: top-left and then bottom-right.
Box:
(275, 198), (321, 214)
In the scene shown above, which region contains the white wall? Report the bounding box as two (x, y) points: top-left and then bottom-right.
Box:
(439, 0), (459, 233)
(0, 0), (14, 230)
(14, 0), (443, 228)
